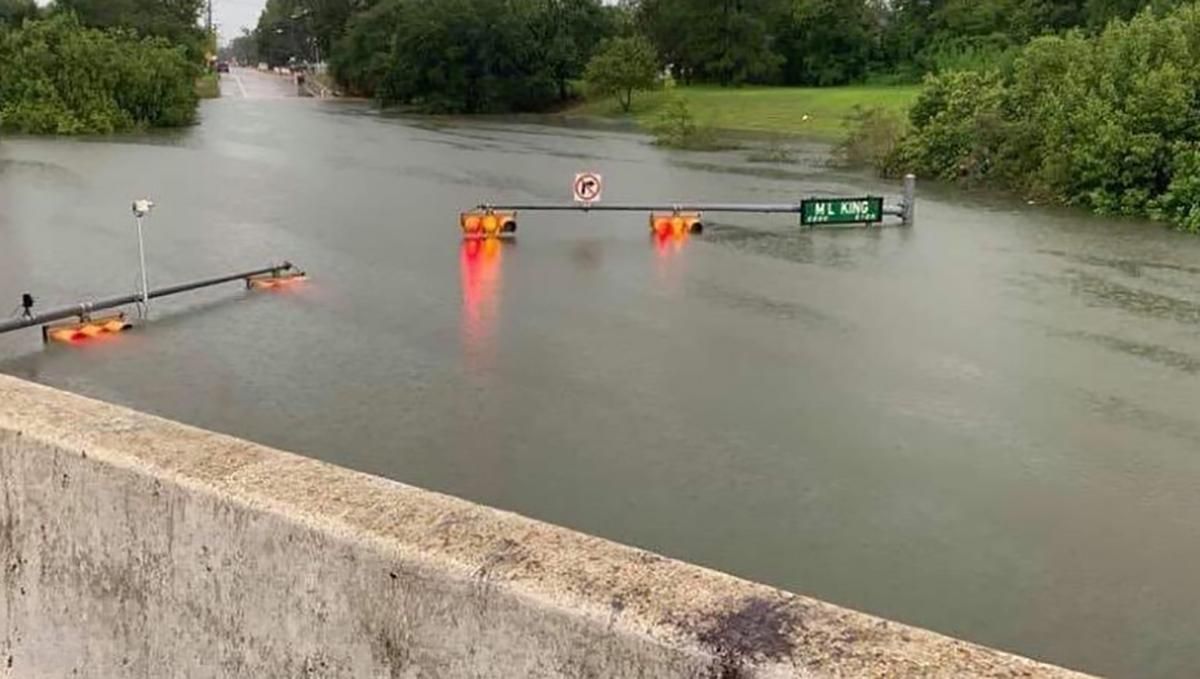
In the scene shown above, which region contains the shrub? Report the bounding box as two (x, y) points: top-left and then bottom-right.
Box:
(888, 4), (1200, 231)
(891, 70), (1006, 182)
(584, 36), (659, 113)
(836, 106), (905, 173)
(1151, 143), (1200, 232)
(0, 14), (197, 134)
(650, 96), (721, 150)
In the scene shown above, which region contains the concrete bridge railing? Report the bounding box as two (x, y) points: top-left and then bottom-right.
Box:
(0, 374), (1089, 678)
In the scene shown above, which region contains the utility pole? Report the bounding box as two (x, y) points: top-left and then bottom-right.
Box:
(206, 0), (213, 34)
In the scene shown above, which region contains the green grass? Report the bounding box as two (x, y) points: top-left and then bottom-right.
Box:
(195, 73), (220, 99)
(573, 84), (920, 141)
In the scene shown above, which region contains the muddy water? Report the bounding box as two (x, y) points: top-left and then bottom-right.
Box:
(2, 95), (1199, 677)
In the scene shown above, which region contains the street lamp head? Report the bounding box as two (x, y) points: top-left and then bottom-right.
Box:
(132, 199), (155, 218)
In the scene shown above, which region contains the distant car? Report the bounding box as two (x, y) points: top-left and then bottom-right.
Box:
(216, 61), (230, 74)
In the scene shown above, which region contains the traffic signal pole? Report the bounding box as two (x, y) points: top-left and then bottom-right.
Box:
(477, 202), (901, 215)
(0, 262), (301, 339)
(474, 175), (916, 226)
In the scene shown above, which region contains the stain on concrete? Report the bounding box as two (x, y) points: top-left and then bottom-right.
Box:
(673, 596), (801, 679)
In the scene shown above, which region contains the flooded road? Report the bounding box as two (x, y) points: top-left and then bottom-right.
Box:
(219, 66), (300, 100)
(3, 97), (1200, 677)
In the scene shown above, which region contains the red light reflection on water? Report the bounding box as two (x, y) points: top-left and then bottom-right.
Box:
(652, 229), (688, 256)
(651, 229), (690, 294)
(460, 238), (504, 364)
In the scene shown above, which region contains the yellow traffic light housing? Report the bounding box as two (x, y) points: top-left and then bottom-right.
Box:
(43, 313), (130, 344)
(649, 211), (703, 237)
(460, 210), (517, 239)
(247, 270), (307, 290)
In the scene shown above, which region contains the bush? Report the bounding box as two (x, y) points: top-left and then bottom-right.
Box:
(194, 72), (220, 99)
(0, 14), (197, 134)
(584, 36), (659, 113)
(650, 96), (721, 150)
(836, 106), (906, 173)
(917, 34), (1020, 76)
(1151, 143), (1200, 232)
(891, 70), (1006, 181)
(889, 4), (1200, 231)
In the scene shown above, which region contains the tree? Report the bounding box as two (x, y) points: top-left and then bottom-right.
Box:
(0, 0), (38, 26)
(332, 0), (612, 111)
(330, 0), (399, 95)
(584, 35), (658, 111)
(221, 29), (257, 64)
(889, 4), (1200, 231)
(254, 0), (345, 67)
(776, 0), (882, 85)
(635, 0), (785, 85)
(526, 0), (618, 102)
(0, 14), (198, 134)
(53, 0), (207, 60)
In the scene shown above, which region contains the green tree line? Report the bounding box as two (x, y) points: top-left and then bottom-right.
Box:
(237, 0), (1195, 112)
(881, 4), (1200, 231)
(0, 2), (208, 134)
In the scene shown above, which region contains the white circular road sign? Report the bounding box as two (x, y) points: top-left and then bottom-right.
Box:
(573, 172), (603, 204)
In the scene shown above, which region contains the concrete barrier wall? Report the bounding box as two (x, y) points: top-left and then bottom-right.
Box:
(0, 374), (1088, 678)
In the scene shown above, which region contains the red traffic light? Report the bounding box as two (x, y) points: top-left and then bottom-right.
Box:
(649, 212), (703, 237)
(44, 314), (130, 343)
(460, 210), (517, 239)
(247, 270), (308, 290)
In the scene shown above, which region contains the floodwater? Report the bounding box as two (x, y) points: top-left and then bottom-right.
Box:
(3, 78), (1200, 678)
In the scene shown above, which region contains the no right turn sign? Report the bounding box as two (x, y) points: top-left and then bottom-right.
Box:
(573, 172), (603, 204)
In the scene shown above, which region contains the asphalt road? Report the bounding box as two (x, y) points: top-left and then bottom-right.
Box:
(219, 67), (300, 100)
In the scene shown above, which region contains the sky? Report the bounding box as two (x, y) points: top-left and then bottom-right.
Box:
(213, 0), (268, 43)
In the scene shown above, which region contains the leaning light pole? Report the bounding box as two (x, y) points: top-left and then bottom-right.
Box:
(131, 198), (155, 317)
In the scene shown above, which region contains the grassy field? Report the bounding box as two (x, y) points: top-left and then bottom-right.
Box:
(573, 84), (920, 141)
(195, 73), (220, 99)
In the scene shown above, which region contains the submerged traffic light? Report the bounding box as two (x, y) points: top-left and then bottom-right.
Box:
(460, 210), (517, 239)
(247, 270), (308, 290)
(43, 314), (130, 343)
(649, 212), (703, 237)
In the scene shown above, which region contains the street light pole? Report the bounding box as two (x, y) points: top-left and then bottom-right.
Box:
(132, 199), (154, 317)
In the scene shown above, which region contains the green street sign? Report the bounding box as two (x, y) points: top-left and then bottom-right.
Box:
(800, 197), (884, 226)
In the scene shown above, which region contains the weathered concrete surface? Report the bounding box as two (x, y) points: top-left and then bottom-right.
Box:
(0, 373), (1089, 678)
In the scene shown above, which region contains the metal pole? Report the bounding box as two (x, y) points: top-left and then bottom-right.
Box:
(135, 214), (150, 317)
(0, 262), (297, 336)
(478, 202), (811, 213)
(477, 178), (914, 223)
(902, 174), (916, 226)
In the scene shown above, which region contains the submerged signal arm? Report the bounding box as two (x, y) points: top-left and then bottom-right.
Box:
(0, 198), (307, 346)
(1, 262), (305, 344)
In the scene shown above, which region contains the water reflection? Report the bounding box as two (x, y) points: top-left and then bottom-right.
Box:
(459, 238), (505, 369)
(652, 230), (689, 256)
(651, 230), (689, 294)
